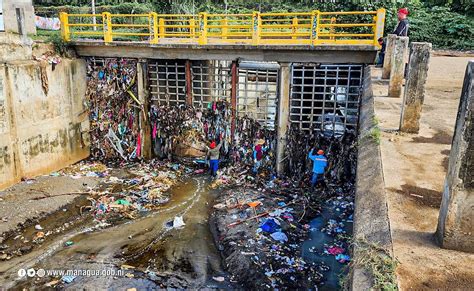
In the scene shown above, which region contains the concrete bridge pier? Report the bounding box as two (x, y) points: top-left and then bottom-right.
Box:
(400, 42), (432, 133)
(388, 36), (409, 97)
(276, 63), (290, 175)
(436, 61), (474, 253)
(137, 60), (152, 159)
(382, 34), (396, 79)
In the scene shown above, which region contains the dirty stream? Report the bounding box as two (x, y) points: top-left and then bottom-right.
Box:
(302, 201), (353, 290)
(2, 176), (233, 289)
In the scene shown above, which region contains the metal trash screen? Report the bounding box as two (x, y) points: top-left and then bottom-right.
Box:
(191, 60), (232, 109)
(237, 63), (279, 129)
(290, 64), (363, 134)
(149, 60), (187, 106)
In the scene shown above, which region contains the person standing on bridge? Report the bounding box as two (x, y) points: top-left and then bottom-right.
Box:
(308, 149), (328, 188)
(393, 8), (409, 37)
(207, 140), (222, 177)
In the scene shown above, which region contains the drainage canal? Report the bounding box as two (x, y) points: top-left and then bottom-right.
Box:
(1, 57), (362, 289)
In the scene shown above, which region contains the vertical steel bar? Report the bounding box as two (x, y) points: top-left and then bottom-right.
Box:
(322, 65), (327, 131)
(344, 66), (351, 131)
(185, 60), (193, 105)
(231, 61), (238, 139)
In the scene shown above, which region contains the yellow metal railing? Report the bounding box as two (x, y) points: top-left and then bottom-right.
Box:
(60, 9), (385, 47)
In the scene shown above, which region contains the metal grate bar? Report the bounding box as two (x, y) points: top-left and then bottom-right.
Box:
(191, 60), (232, 109)
(290, 63), (363, 135)
(237, 65), (279, 129)
(148, 60), (187, 106)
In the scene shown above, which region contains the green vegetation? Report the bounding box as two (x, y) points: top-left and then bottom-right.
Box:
(341, 239), (398, 290)
(34, 0), (473, 50)
(370, 116), (381, 145)
(370, 127), (381, 145)
(37, 31), (71, 55)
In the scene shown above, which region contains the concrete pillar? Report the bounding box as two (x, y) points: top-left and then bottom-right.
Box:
(436, 61), (474, 253)
(276, 63), (290, 175)
(388, 36), (409, 97)
(382, 34), (396, 79)
(137, 60), (152, 159)
(400, 42), (432, 133)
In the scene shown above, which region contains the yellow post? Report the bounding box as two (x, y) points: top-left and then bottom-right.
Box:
(150, 12), (158, 44)
(199, 12), (208, 45)
(292, 17), (298, 40)
(159, 18), (165, 39)
(330, 17), (336, 41)
(252, 12), (261, 45)
(311, 10), (320, 46)
(190, 18), (195, 38)
(374, 8), (386, 47)
(222, 18), (228, 40)
(59, 12), (70, 42)
(103, 12), (113, 43)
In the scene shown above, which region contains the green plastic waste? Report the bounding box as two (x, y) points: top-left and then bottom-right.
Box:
(116, 199), (131, 206)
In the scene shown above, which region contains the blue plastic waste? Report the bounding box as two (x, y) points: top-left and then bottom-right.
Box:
(270, 231), (288, 242)
(261, 218), (279, 233)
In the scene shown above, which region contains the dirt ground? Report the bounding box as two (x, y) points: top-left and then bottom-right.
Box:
(373, 54), (474, 290)
(0, 175), (98, 236)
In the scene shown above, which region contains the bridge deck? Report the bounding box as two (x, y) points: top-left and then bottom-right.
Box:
(61, 9), (386, 50)
(73, 41), (379, 63)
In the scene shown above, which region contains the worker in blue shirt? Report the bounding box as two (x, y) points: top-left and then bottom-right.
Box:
(308, 149), (328, 187)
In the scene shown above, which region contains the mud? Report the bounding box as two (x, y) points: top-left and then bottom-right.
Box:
(0, 195), (92, 262)
(4, 176), (233, 290)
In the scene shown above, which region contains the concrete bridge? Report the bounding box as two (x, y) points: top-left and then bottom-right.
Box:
(61, 9), (386, 176)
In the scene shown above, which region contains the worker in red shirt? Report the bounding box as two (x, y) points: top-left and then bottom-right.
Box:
(394, 8), (409, 37)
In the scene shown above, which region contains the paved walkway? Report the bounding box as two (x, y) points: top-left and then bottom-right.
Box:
(373, 55), (474, 290)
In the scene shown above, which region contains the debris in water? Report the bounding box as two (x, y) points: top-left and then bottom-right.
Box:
(61, 275), (76, 284)
(212, 276), (225, 282)
(172, 216), (185, 229)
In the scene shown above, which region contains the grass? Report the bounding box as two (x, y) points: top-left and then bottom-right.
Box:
(371, 116), (381, 145)
(340, 238), (398, 290)
(30, 29), (61, 41)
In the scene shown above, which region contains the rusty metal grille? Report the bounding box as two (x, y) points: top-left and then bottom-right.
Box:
(191, 60), (232, 109)
(148, 60), (187, 106)
(237, 62), (279, 129)
(290, 64), (363, 135)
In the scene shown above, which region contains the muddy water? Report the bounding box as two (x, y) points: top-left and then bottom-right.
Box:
(5, 176), (231, 289)
(302, 202), (353, 290)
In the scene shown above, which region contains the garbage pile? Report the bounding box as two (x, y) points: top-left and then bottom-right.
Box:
(211, 132), (358, 289)
(286, 124), (357, 184)
(58, 160), (188, 224)
(86, 58), (141, 164)
(149, 102), (232, 159)
(212, 186), (325, 289)
(149, 101), (277, 181)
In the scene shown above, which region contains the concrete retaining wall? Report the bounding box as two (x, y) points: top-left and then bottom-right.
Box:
(351, 66), (395, 290)
(0, 59), (90, 190)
